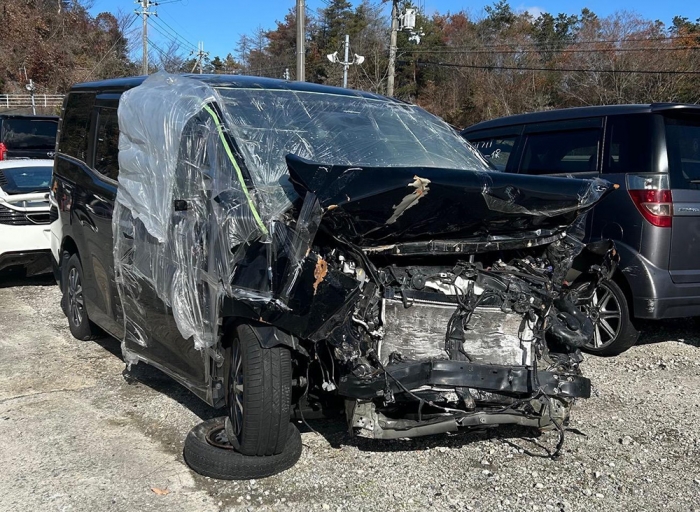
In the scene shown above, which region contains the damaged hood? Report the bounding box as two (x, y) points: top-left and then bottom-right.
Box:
(286, 155), (615, 248)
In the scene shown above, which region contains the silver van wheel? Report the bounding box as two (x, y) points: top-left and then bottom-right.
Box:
(576, 278), (639, 356)
(584, 282), (622, 349)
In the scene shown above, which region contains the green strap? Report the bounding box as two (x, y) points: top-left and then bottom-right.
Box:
(203, 104), (268, 235)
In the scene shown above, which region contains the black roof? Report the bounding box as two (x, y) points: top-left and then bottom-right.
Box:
(0, 114), (59, 120)
(462, 103), (700, 133)
(71, 74), (399, 103)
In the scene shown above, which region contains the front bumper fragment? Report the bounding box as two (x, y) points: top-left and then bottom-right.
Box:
(338, 360), (591, 400)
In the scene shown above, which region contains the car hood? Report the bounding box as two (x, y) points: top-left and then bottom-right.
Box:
(286, 154), (616, 248)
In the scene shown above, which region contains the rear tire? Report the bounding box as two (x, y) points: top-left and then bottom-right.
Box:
(577, 279), (638, 356)
(62, 253), (101, 341)
(227, 324), (292, 456)
(183, 418), (302, 480)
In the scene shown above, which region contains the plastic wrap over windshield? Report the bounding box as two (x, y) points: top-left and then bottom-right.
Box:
(216, 86), (490, 216)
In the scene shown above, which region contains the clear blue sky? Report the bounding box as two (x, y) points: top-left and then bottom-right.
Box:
(89, 0), (699, 60)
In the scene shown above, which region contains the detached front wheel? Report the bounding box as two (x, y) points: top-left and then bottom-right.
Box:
(577, 280), (639, 356)
(227, 324), (292, 456)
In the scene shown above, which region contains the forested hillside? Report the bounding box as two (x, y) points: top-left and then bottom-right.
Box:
(0, 0), (135, 94)
(2, 0), (699, 126)
(238, 0), (700, 126)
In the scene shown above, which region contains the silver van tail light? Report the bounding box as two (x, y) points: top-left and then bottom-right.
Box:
(626, 174), (673, 228)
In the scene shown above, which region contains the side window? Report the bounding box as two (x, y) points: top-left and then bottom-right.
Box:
(520, 129), (600, 175)
(94, 108), (120, 181)
(469, 136), (517, 171)
(58, 92), (96, 161)
(663, 114), (700, 189)
(604, 115), (654, 174)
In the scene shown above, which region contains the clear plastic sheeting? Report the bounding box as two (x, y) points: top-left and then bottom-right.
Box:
(216, 86), (489, 218)
(114, 73), (272, 351)
(112, 72), (492, 355)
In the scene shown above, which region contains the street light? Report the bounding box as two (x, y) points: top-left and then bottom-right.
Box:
(25, 79), (36, 115)
(327, 36), (364, 88)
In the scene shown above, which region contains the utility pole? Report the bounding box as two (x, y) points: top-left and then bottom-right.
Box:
(326, 35), (364, 89)
(387, 0), (399, 97)
(296, 0), (305, 81)
(136, 0), (156, 75)
(191, 42), (209, 74)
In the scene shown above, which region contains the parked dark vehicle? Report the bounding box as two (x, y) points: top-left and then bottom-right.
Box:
(462, 104), (700, 356)
(0, 114), (58, 161)
(52, 73), (616, 479)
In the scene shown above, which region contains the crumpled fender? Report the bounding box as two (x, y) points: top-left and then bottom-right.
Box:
(247, 323), (308, 356)
(548, 298), (594, 348)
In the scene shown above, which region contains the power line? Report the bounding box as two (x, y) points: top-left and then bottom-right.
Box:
(149, 22), (196, 52)
(150, 17), (197, 50)
(404, 45), (700, 55)
(146, 37), (171, 58)
(421, 34), (700, 50)
(158, 9), (199, 44)
(151, 15), (198, 50)
(407, 60), (700, 75)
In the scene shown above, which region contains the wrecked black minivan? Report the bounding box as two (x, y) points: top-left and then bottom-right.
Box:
(51, 73), (617, 479)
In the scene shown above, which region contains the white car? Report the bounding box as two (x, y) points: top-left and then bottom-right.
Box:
(0, 159), (53, 275)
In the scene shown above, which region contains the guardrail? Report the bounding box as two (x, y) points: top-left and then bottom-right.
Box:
(0, 94), (64, 108)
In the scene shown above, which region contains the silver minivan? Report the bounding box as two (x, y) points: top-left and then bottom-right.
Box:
(463, 104), (700, 355)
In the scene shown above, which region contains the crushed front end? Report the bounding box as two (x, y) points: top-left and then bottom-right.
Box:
(282, 157), (618, 447)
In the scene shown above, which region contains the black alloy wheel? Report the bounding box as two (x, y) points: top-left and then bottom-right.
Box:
(62, 253), (101, 340)
(67, 266), (84, 328)
(229, 336), (244, 445)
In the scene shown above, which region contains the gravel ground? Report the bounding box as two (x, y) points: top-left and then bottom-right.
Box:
(1, 272), (699, 512)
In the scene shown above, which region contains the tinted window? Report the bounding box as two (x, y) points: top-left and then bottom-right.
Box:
(1, 119), (57, 149)
(59, 92), (95, 161)
(665, 114), (700, 189)
(604, 115), (654, 174)
(469, 136), (517, 171)
(0, 165), (52, 194)
(520, 129), (600, 175)
(94, 108), (120, 181)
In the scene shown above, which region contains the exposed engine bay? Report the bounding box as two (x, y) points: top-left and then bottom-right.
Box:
(285, 234), (616, 451)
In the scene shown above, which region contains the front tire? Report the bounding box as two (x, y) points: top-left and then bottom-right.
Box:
(577, 279), (639, 356)
(227, 324), (292, 456)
